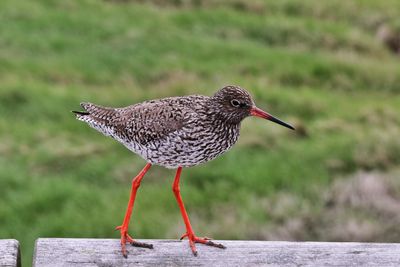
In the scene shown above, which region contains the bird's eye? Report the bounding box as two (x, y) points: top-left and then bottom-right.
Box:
(231, 99), (240, 107)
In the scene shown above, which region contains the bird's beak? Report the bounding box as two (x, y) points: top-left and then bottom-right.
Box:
(250, 107), (295, 130)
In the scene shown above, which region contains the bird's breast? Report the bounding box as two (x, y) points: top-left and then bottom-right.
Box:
(140, 122), (240, 168)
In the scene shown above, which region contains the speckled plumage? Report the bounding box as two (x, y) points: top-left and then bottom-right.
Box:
(74, 86), (254, 169)
(73, 85), (294, 257)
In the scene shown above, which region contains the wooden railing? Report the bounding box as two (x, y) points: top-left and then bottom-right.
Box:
(0, 239), (20, 267)
(2, 238), (400, 266)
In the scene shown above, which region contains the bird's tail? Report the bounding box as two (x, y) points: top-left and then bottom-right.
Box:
(72, 102), (97, 121)
(72, 102), (119, 136)
(73, 102), (119, 123)
(72, 110), (90, 116)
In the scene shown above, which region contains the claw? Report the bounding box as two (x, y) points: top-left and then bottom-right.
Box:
(120, 234), (128, 258)
(205, 240), (226, 249)
(189, 239), (198, 256)
(131, 241), (154, 249)
(179, 233), (225, 256)
(193, 236), (225, 249)
(117, 226), (153, 258)
(180, 233), (189, 240)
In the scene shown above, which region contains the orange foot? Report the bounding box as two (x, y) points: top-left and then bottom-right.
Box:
(180, 233), (226, 256)
(115, 225), (153, 258)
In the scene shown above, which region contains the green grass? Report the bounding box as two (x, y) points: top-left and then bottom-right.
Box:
(1, 0), (400, 265)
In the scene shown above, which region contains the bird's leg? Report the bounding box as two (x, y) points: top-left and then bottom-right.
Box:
(115, 163), (153, 258)
(172, 167), (226, 256)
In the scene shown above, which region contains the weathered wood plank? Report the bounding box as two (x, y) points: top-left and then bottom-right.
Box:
(33, 238), (400, 267)
(0, 239), (21, 267)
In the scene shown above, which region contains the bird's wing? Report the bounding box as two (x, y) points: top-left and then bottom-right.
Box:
(78, 98), (197, 146)
(117, 100), (193, 145)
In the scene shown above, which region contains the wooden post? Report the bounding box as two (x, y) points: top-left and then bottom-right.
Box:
(0, 239), (21, 267)
(33, 238), (400, 266)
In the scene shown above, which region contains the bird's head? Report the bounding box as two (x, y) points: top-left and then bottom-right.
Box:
(212, 85), (295, 130)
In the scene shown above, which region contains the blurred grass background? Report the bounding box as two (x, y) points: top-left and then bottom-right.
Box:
(1, 0), (400, 265)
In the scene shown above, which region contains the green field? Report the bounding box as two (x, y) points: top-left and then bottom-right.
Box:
(1, 0), (400, 264)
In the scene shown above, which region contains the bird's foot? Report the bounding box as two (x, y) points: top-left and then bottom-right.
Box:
(115, 225), (153, 258)
(180, 232), (226, 256)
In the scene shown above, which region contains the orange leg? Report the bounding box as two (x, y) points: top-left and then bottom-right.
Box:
(172, 167), (226, 256)
(115, 163), (153, 258)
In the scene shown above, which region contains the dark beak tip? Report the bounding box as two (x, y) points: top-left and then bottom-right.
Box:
(251, 107), (295, 130)
(268, 116), (296, 131)
(282, 122), (295, 131)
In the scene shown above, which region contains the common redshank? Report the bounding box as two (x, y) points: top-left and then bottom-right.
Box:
(73, 85), (294, 258)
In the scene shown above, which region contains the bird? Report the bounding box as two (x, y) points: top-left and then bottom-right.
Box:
(73, 85), (294, 258)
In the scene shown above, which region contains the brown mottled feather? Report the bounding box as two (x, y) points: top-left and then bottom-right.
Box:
(75, 99), (191, 146)
(74, 86), (255, 168)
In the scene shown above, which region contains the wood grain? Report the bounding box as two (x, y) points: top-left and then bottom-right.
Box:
(33, 238), (400, 267)
(0, 239), (21, 267)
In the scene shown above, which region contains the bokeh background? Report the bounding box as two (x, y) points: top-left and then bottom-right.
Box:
(1, 0), (400, 265)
